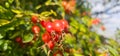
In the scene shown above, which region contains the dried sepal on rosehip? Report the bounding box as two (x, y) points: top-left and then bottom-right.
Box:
(32, 25), (40, 34)
(31, 15), (39, 24)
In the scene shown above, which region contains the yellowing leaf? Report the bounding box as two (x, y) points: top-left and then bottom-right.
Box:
(11, 9), (22, 14)
(35, 5), (41, 10)
(74, 53), (83, 56)
(51, 10), (57, 16)
(0, 19), (10, 26)
(15, 14), (23, 17)
(40, 11), (52, 16)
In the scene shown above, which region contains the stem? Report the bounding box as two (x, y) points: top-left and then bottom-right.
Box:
(47, 50), (51, 56)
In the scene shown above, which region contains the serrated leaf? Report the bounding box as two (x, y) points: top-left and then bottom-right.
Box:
(23, 33), (34, 43)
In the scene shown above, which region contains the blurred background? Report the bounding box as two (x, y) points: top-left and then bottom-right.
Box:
(88, 0), (120, 39)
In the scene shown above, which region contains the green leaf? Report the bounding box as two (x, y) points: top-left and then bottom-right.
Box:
(0, 6), (7, 13)
(8, 0), (14, 4)
(3, 42), (8, 51)
(40, 11), (52, 17)
(64, 34), (76, 44)
(106, 45), (119, 56)
(10, 31), (21, 39)
(23, 33), (34, 43)
(50, 10), (57, 16)
(35, 5), (41, 10)
(43, 45), (48, 55)
(0, 34), (4, 39)
(0, 19), (24, 32)
(0, 40), (4, 45)
(79, 24), (87, 33)
(69, 27), (77, 34)
(5, 2), (9, 8)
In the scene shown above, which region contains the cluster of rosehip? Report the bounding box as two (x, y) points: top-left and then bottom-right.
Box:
(32, 15), (69, 56)
(16, 15), (68, 51)
(62, 0), (76, 14)
(40, 18), (69, 50)
(15, 15), (40, 47)
(91, 18), (106, 31)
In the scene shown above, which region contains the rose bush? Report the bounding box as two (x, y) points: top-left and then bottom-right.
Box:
(0, 0), (120, 56)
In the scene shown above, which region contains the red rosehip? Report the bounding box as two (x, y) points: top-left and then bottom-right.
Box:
(53, 50), (63, 56)
(62, 1), (67, 9)
(45, 21), (54, 33)
(32, 25), (40, 34)
(15, 37), (22, 43)
(92, 18), (100, 25)
(40, 20), (48, 27)
(101, 25), (106, 31)
(31, 15), (39, 24)
(69, 0), (76, 7)
(42, 32), (51, 43)
(60, 19), (69, 29)
(47, 41), (55, 50)
(53, 20), (64, 33)
(62, 0), (76, 14)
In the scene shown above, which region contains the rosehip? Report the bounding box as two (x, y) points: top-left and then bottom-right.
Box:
(62, 1), (67, 9)
(42, 32), (51, 43)
(32, 25), (40, 34)
(15, 37), (22, 43)
(60, 19), (69, 29)
(31, 15), (39, 24)
(101, 25), (105, 31)
(40, 20), (48, 27)
(53, 20), (64, 33)
(92, 18), (100, 25)
(47, 41), (54, 50)
(45, 21), (54, 33)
